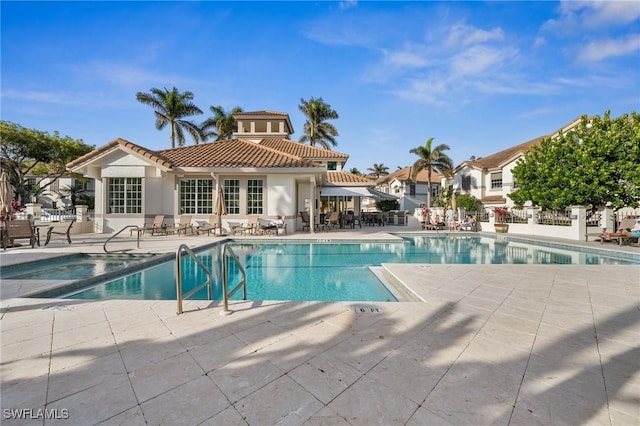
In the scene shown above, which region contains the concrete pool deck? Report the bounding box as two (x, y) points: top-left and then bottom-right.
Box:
(1, 227), (639, 425)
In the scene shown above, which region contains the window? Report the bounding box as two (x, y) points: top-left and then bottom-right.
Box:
(462, 175), (471, 190)
(180, 179), (213, 214)
(327, 162), (337, 171)
(224, 179), (240, 214)
(107, 178), (142, 214)
(409, 184), (416, 196)
(432, 185), (439, 198)
(490, 172), (503, 189)
(247, 179), (264, 214)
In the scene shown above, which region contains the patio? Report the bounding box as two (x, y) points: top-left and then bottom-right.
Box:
(1, 228), (639, 425)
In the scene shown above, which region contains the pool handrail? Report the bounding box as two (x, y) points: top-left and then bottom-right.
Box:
(103, 225), (141, 253)
(176, 243), (213, 315)
(222, 243), (247, 315)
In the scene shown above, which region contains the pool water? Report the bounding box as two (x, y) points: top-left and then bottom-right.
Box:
(63, 236), (638, 302)
(1, 254), (152, 281)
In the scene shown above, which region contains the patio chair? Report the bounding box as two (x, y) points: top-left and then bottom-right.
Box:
(323, 211), (340, 232)
(195, 214), (222, 236)
(165, 215), (193, 235)
(136, 215), (165, 236)
(3, 220), (37, 249)
(45, 219), (75, 245)
(300, 211), (311, 231)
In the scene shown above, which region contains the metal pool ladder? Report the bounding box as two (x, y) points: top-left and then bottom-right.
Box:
(175, 243), (246, 315)
(221, 244), (247, 315)
(103, 225), (141, 253)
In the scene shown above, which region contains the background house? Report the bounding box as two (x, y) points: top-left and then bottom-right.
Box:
(446, 117), (582, 210)
(374, 167), (443, 211)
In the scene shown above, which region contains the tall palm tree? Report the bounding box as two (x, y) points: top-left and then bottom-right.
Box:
(409, 137), (454, 207)
(367, 163), (389, 179)
(201, 105), (244, 141)
(135, 87), (204, 148)
(298, 97), (339, 149)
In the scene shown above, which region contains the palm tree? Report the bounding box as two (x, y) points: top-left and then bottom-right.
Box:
(135, 87), (204, 148)
(409, 137), (454, 207)
(298, 97), (339, 149)
(367, 163), (389, 179)
(201, 105), (244, 141)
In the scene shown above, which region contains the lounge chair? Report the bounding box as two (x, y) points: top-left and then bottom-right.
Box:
(45, 219), (75, 245)
(195, 214), (222, 236)
(258, 217), (287, 236)
(164, 215), (193, 235)
(3, 220), (37, 249)
(600, 217), (638, 245)
(136, 215), (165, 236)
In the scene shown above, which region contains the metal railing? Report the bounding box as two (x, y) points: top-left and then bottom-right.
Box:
(103, 225), (140, 253)
(176, 244), (212, 315)
(40, 208), (76, 222)
(221, 244), (246, 315)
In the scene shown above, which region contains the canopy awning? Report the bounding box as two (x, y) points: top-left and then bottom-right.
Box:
(320, 186), (398, 200)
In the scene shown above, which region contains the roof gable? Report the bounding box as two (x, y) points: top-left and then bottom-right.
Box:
(324, 171), (375, 185)
(66, 138), (173, 171)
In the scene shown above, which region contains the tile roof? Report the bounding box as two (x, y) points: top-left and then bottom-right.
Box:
(376, 166), (443, 185)
(259, 138), (349, 160)
(324, 171), (375, 184)
(66, 138), (173, 170)
(465, 137), (543, 170)
(461, 116), (583, 170)
(156, 138), (322, 169)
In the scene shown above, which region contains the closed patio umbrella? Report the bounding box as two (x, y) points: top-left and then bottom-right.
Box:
(0, 171), (14, 219)
(213, 184), (227, 230)
(451, 191), (457, 213)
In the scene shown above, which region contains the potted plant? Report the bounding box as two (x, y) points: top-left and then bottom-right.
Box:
(494, 207), (509, 233)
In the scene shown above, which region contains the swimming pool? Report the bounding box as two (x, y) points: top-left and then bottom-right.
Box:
(57, 235), (638, 302)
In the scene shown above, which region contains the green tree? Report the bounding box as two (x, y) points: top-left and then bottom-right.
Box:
(348, 167), (362, 175)
(298, 97), (339, 149)
(0, 121), (94, 204)
(456, 193), (481, 212)
(201, 105), (243, 141)
(409, 137), (454, 207)
(135, 87), (203, 148)
(367, 163), (389, 179)
(510, 111), (640, 210)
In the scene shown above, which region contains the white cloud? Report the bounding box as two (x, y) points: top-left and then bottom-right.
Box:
(445, 23), (504, 47)
(339, 0), (358, 10)
(450, 45), (512, 77)
(382, 46), (430, 68)
(577, 34), (640, 62)
(559, 0), (640, 28)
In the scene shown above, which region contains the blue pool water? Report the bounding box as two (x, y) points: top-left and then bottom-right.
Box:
(62, 235), (639, 302)
(1, 253), (153, 280)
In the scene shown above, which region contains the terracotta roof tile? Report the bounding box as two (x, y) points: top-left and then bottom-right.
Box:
(156, 138), (322, 168)
(259, 138), (349, 159)
(465, 137), (543, 170)
(462, 116), (583, 170)
(376, 166), (442, 184)
(325, 171), (375, 184)
(66, 138), (173, 170)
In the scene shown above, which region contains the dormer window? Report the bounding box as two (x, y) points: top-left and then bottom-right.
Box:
(327, 162), (337, 171)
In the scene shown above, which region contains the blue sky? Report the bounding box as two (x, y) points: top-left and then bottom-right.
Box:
(2, 1), (639, 173)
